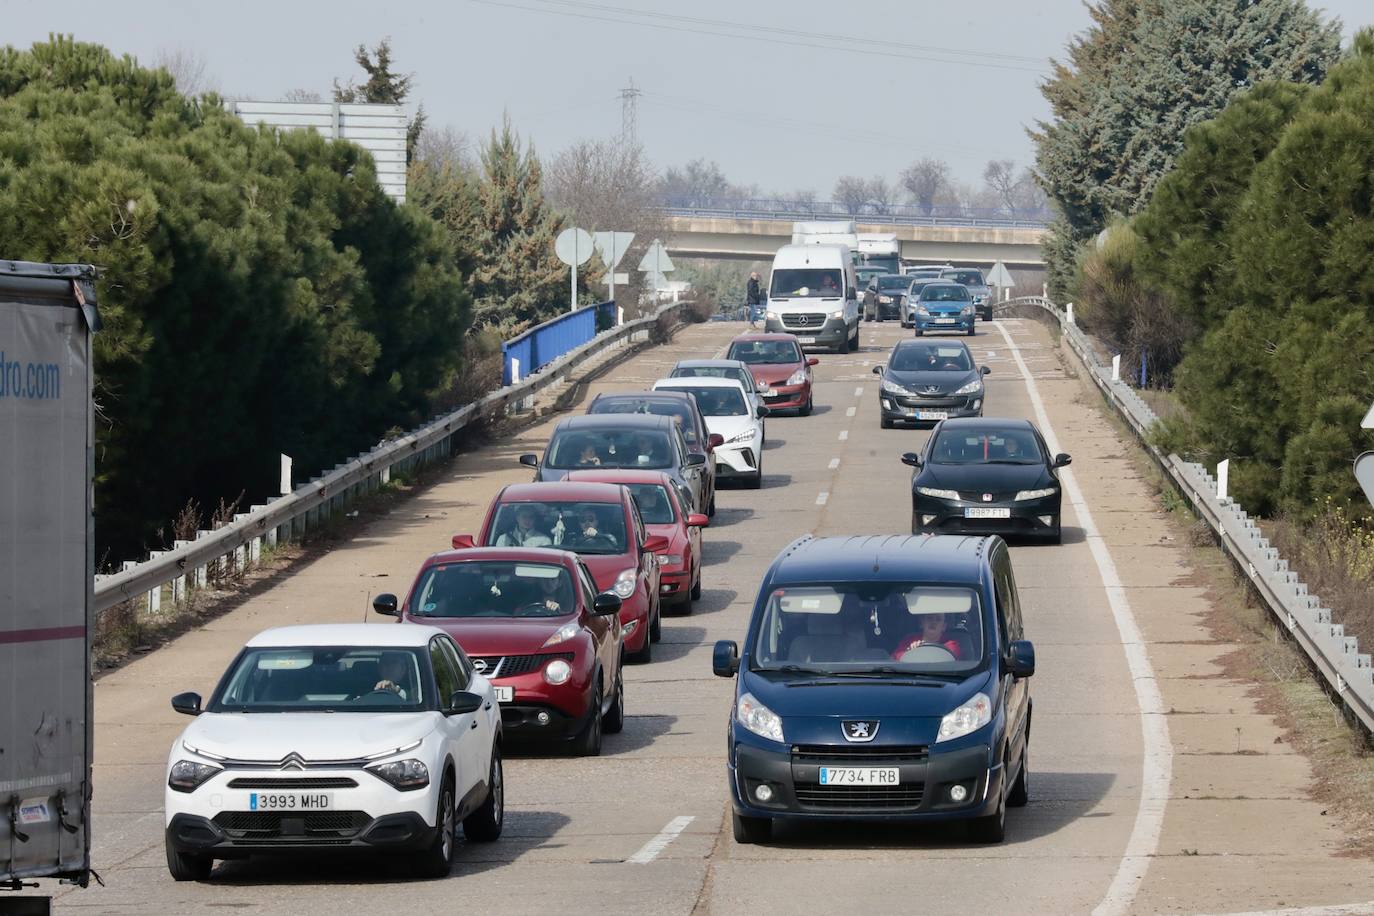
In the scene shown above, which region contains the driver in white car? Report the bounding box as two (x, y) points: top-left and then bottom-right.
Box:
(373, 652), (411, 699)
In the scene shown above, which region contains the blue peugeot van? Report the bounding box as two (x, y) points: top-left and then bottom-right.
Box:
(713, 535), (1034, 843)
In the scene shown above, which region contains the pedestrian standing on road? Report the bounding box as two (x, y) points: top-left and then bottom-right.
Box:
(746, 272), (763, 327)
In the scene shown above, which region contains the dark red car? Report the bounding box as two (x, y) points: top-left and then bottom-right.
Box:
(725, 333), (821, 415)
(566, 469), (708, 614)
(374, 547), (624, 755)
(453, 482), (667, 663)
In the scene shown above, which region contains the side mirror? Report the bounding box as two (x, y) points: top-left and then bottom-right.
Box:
(900, 452), (923, 468)
(686, 513), (709, 528)
(1007, 640), (1036, 679)
(518, 454), (539, 468)
(1053, 453), (1072, 468)
(708, 433), (725, 450)
(372, 593), (399, 617)
(171, 692), (202, 716)
(642, 534), (670, 554)
(451, 534), (475, 549)
(686, 452), (707, 467)
(593, 591), (622, 616)
(712, 640), (740, 678)
(756, 405), (770, 419)
(806, 357), (820, 367)
(446, 690), (484, 716)
(980, 365), (991, 376)
(871, 365), (883, 375)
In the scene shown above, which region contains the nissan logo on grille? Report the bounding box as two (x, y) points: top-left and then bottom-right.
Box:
(841, 720), (880, 743)
(472, 658), (488, 672)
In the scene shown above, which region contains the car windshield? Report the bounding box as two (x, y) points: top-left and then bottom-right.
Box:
(409, 561), (574, 619)
(906, 280), (935, 296)
(856, 269), (885, 285)
(770, 268), (843, 298)
(878, 275), (910, 290)
(672, 366), (752, 391)
(891, 345), (973, 372)
(212, 646), (428, 713)
(546, 428), (674, 470)
(670, 385), (747, 417)
(488, 501), (628, 555)
(589, 398), (697, 444)
(727, 340), (802, 365)
(908, 269), (945, 278)
(625, 483), (676, 524)
(930, 428), (1044, 465)
(921, 285), (971, 302)
(942, 270), (985, 286)
(751, 584), (984, 674)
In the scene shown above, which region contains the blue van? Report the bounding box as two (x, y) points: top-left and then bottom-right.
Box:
(712, 535), (1034, 843)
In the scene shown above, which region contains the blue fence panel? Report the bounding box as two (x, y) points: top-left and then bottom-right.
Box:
(501, 302), (614, 386)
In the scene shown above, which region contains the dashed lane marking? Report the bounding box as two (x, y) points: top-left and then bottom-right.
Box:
(828, 458), (840, 470)
(854, 386), (864, 397)
(627, 815), (695, 864)
(845, 406), (856, 417)
(838, 430), (849, 441)
(816, 492), (829, 506)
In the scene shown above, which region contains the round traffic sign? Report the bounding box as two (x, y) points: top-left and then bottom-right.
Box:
(555, 227), (594, 267)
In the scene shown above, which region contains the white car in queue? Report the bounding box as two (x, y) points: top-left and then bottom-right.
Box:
(653, 376), (768, 489)
(163, 623), (503, 881)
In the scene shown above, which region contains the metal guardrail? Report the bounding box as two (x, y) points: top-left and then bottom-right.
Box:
(94, 301), (690, 617)
(658, 197), (1053, 230)
(501, 301), (618, 385)
(1002, 296), (1374, 734)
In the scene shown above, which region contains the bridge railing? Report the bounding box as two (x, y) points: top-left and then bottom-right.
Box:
(94, 300), (689, 621)
(658, 196), (1053, 229)
(1002, 295), (1374, 735)
(501, 301), (618, 385)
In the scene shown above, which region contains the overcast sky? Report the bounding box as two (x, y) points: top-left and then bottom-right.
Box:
(4, 0), (1371, 197)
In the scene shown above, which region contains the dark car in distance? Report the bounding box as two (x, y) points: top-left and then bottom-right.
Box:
(941, 268), (995, 321)
(713, 535), (1034, 844)
(863, 274), (915, 323)
(586, 391), (722, 516)
(903, 417), (1070, 543)
(873, 340), (990, 429)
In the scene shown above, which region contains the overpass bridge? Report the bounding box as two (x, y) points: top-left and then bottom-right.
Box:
(660, 198), (1049, 267)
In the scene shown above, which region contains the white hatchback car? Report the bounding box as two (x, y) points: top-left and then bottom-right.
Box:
(163, 623), (502, 881)
(653, 376), (768, 489)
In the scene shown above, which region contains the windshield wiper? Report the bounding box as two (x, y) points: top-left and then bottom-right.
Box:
(829, 667), (966, 681)
(766, 664), (831, 676)
(981, 459), (1039, 465)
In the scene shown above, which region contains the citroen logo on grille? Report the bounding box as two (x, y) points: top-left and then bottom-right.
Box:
(278, 752), (307, 770)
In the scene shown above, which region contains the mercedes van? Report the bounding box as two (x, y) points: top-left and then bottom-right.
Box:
(764, 244), (861, 354)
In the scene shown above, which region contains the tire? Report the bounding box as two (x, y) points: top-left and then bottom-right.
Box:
(707, 490), (716, 518)
(732, 810), (772, 844)
(628, 629), (652, 664)
(649, 602), (662, 643)
(914, 327), (924, 337)
(984, 307), (994, 321)
(573, 679), (603, 755)
(863, 310), (872, 322)
(602, 666), (625, 734)
(837, 333), (850, 355)
(165, 835), (212, 882)
(690, 574), (702, 601)
(969, 760), (1008, 843)
(799, 395), (813, 417)
(966, 325), (975, 337)
(747, 454), (763, 489)
(463, 748), (504, 841)
(415, 775), (457, 877)
(1007, 748), (1029, 808)
(881, 417), (894, 430)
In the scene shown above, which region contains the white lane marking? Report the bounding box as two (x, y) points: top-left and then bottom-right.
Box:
(816, 492), (829, 506)
(838, 430), (849, 441)
(845, 406), (856, 417)
(992, 320), (1171, 916)
(828, 458), (840, 470)
(1191, 903), (1374, 916)
(627, 815), (694, 864)
(854, 386), (864, 397)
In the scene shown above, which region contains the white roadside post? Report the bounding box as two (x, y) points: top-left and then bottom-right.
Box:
(280, 454), (292, 496)
(1111, 354), (1121, 382)
(1217, 459), (1230, 504)
(1066, 302), (1075, 324)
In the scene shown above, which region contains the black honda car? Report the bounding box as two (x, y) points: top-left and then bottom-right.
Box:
(873, 339), (990, 429)
(902, 417), (1070, 543)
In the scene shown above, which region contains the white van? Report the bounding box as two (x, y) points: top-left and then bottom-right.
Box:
(765, 244), (862, 354)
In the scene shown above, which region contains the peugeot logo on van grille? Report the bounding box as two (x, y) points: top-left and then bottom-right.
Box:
(842, 721), (879, 743)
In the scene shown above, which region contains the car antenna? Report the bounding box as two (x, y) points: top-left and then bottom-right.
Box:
(362, 590), (371, 623)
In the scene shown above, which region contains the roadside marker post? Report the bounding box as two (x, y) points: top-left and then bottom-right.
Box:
(1217, 459), (1230, 504)
(1111, 354), (1121, 382)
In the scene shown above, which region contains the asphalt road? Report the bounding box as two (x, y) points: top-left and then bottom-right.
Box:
(54, 317), (1374, 915)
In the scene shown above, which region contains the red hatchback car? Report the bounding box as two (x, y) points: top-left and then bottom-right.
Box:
(374, 547), (624, 755)
(453, 482), (667, 663)
(725, 333), (821, 415)
(566, 469), (709, 614)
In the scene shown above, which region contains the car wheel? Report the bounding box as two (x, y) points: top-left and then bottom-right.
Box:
(837, 333), (850, 355)
(1048, 516), (1062, 545)
(690, 569), (703, 601)
(881, 417), (894, 430)
(732, 810), (772, 844)
(649, 602), (662, 642)
(914, 327), (923, 337)
(416, 774), (457, 877)
(165, 835), (212, 882)
(863, 310), (872, 322)
(799, 394), (813, 417)
(708, 490), (717, 517)
(1008, 747), (1029, 808)
(969, 760), (1008, 843)
(573, 679), (604, 755)
(602, 666), (625, 734)
(628, 628), (652, 664)
(747, 454), (763, 489)
(463, 748), (505, 841)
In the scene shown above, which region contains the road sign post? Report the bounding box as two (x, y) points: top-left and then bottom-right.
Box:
(638, 239), (675, 300)
(593, 231), (635, 305)
(555, 227), (594, 312)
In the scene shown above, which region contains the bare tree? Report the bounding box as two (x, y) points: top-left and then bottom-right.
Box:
(154, 47), (217, 96)
(414, 125), (473, 173)
(833, 175), (869, 215)
(866, 175), (897, 215)
(899, 158), (950, 215)
(1014, 167), (1049, 211)
(282, 88), (323, 103)
(983, 159), (1019, 211)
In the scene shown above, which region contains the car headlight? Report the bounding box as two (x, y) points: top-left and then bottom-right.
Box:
(765, 310), (778, 320)
(656, 553), (683, 566)
(542, 621), (581, 648)
(168, 759), (222, 793)
(960, 305), (974, 315)
(543, 659), (572, 685)
(736, 692), (784, 743)
(786, 368), (807, 386)
(726, 427), (758, 443)
(973, 294), (987, 304)
(831, 309), (844, 319)
(916, 305), (930, 316)
(366, 758), (430, 791)
(916, 486), (961, 501)
(1014, 487), (1058, 501)
(878, 295), (892, 304)
(612, 568), (637, 599)
(937, 692), (992, 743)
(882, 378), (913, 396)
(953, 378), (983, 396)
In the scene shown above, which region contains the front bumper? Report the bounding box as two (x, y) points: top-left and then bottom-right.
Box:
(728, 737), (1002, 823)
(766, 315), (847, 348)
(758, 382), (809, 410)
(715, 443), (760, 476)
(912, 493), (1061, 538)
(869, 299), (903, 320)
(915, 313), (975, 333)
(879, 392), (982, 425)
(659, 567), (691, 605)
